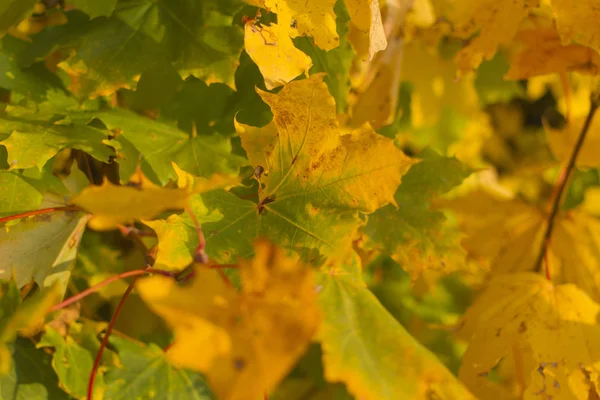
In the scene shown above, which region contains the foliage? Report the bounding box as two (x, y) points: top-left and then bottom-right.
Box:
(3, 0), (600, 399)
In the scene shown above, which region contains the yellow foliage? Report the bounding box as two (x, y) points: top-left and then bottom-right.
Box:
(459, 273), (600, 399)
(244, 21), (312, 90)
(345, 0), (387, 60)
(444, 0), (540, 72)
(69, 179), (190, 230)
(238, 74), (415, 213)
(552, 0), (600, 55)
(444, 190), (600, 302)
(506, 24), (600, 80)
(261, 0), (338, 50)
(136, 241), (320, 400)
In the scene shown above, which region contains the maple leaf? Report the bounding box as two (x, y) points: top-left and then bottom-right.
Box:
(345, 0), (387, 61)
(58, 0), (245, 98)
(551, 0), (600, 56)
(96, 109), (245, 185)
(0, 338), (69, 399)
(262, 0), (339, 50)
(443, 190), (600, 302)
(443, 0), (540, 72)
(0, 166), (67, 216)
(0, 280), (61, 375)
(147, 74), (413, 265)
(505, 21), (600, 80)
(136, 240), (320, 400)
(244, 21), (312, 90)
(0, 106), (114, 171)
(458, 273), (600, 399)
(0, 200), (89, 293)
(317, 253), (475, 399)
(240, 74), (414, 213)
(104, 335), (215, 400)
(365, 148), (471, 284)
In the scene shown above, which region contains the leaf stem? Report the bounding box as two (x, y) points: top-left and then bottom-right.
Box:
(0, 206), (83, 224)
(87, 278), (138, 400)
(52, 268), (173, 312)
(534, 94), (600, 274)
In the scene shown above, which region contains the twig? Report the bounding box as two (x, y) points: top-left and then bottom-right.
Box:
(87, 278), (138, 400)
(51, 268), (173, 312)
(534, 94), (600, 274)
(0, 206), (82, 224)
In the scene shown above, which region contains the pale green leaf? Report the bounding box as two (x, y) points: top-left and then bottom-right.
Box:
(104, 335), (214, 400)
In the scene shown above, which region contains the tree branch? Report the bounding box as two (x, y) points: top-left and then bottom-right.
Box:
(534, 94), (600, 274)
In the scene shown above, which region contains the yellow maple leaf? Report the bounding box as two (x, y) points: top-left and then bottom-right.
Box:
(552, 0), (600, 56)
(443, 190), (600, 302)
(261, 0), (338, 50)
(346, 0), (388, 60)
(136, 241), (320, 400)
(443, 0), (540, 72)
(237, 73), (415, 213)
(69, 179), (190, 230)
(244, 21), (312, 90)
(459, 273), (600, 400)
(506, 23), (600, 80)
(350, 36), (404, 128)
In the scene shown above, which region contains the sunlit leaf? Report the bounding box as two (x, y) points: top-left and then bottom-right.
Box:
(459, 273), (600, 399)
(136, 241), (320, 400)
(317, 255), (475, 399)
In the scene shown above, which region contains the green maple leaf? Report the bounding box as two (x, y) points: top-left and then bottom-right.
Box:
(0, 165), (68, 216)
(38, 327), (98, 399)
(95, 109), (246, 185)
(59, 0), (245, 98)
(0, 338), (69, 400)
(316, 254), (475, 400)
(104, 335), (214, 400)
(0, 103), (114, 171)
(365, 148), (471, 282)
(0, 199), (89, 293)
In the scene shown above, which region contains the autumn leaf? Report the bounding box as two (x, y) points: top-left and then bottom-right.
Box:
(506, 22), (600, 80)
(136, 241), (320, 400)
(443, 0), (540, 72)
(69, 179), (190, 231)
(0, 201), (89, 292)
(317, 253), (475, 400)
(458, 273), (600, 399)
(261, 0), (339, 50)
(244, 21), (312, 90)
(444, 189), (600, 302)
(552, 0), (600, 56)
(365, 148), (471, 284)
(345, 0), (387, 61)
